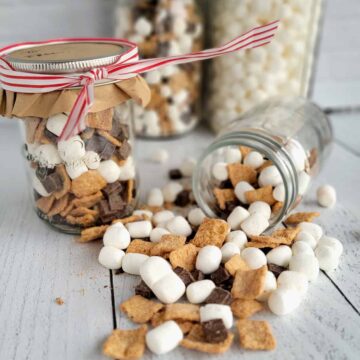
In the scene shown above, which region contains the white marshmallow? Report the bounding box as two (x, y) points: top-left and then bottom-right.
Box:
(34, 144), (62, 167)
(98, 160), (121, 183)
(317, 236), (343, 258)
(200, 304), (233, 329)
(298, 222), (323, 242)
(248, 201), (271, 220)
(266, 245), (292, 267)
(146, 71), (161, 85)
(57, 136), (86, 163)
(147, 188), (164, 207)
(98, 246), (125, 270)
(83, 151), (100, 170)
(152, 272), (186, 303)
(126, 221), (152, 238)
(314, 245), (339, 271)
(173, 90), (188, 105)
(153, 210), (175, 226)
(133, 209), (153, 219)
(188, 207), (206, 226)
(277, 271), (308, 298)
(234, 181), (255, 204)
(240, 213), (269, 236)
(295, 231), (317, 249)
(221, 242), (241, 263)
(273, 183), (285, 202)
(150, 148), (169, 163)
(118, 156), (136, 181)
(268, 287), (301, 315)
(103, 225), (131, 250)
(173, 17), (187, 36)
(162, 182), (183, 203)
(160, 85), (172, 98)
(241, 247), (267, 269)
(226, 230), (248, 250)
(180, 157), (196, 177)
(150, 227), (171, 243)
(227, 206), (250, 231)
(134, 17), (153, 37)
(46, 113), (67, 136)
(32, 173), (50, 197)
(285, 139), (307, 172)
(243, 151), (264, 169)
(186, 280), (216, 304)
(289, 253), (319, 281)
(256, 271), (277, 302)
(225, 147), (242, 163)
(65, 161), (88, 179)
(196, 245), (222, 274)
(292, 241), (314, 256)
(258, 165), (283, 187)
(146, 321), (183, 355)
(212, 162), (228, 181)
(166, 216), (192, 237)
(317, 185), (336, 208)
(122, 253), (149, 275)
(140, 256), (172, 288)
(298, 171), (311, 195)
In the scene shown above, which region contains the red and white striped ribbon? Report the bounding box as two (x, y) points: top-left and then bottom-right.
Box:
(0, 21), (279, 140)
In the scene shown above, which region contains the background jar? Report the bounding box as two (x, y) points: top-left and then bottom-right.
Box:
(193, 97), (333, 230)
(115, 0), (203, 138)
(206, 0), (323, 133)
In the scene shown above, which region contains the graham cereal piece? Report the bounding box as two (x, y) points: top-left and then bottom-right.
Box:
(36, 195), (55, 214)
(190, 218), (229, 248)
(227, 163), (257, 186)
(231, 266), (267, 300)
(150, 235), (186, 257)
(55, 297), (64, 305)
(97, 129), (122, 147)
(164, 303), (200, 322)
(71, 170), (107, 197)
(79, 225), (109, 243)
(33, 119), (47, 143)
(112, 214), (146, 225)
(169, 244), (199, 271)
(86, 108), (113, 131)
(60, 202), (75, 217)
(127, 179), (134, 203)
(70, 206), (98, 217)
(24, 117), (41, 143)
(181, 324), (234, 354)
(126, 239), (155, 256)
(237, 319), (276, 351)
(53, 164), (71, 200)
(224, 254), (250, 276)
(272, 227), (301, 245)
(65, 214), (96, 226)
(47, 194), (69, 217)
(103, 325), (147, 360)
(231, 299), (263, 319)
(285, 211), (321, 226)
(120, 295), (164, 324)
(308, 148), (318, 169)
(245, 241), (278, 249)
(139, 205), (164, 213)
(213, 188), (236, 210)
(272, 201), (283, 215)
(258, 159), (273, 172)
(249, 235), (283, 245)
(239, 146), (252, 158)
(177, 321), (195, 335)
(151, 309), (166, 327)
(245, 185), (276, 205)
(72, 191), (103, 208)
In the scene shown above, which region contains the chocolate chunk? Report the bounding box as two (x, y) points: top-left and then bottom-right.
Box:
(117, 140), (131, 160)
(187, 22), (197, 34)
(36, 166), (55, 181)
(39, 172), (63, 193)
(191, 269), (205, 281)
(268, 263), (287, 278)
(169, 169), (183, 180)
(180, 111), (192, 124)
(102, 181), (123, 198)
(108, 193), (125, 211)
(202, 319), (228, 343)
(115, 268), (124, 275)
(85, 134), (115, 160)
(98, 200), (123, 223)
(174, 190), (191, 207)
(225, 200), (238, 213)
(135, 281), (154, 299)
(210, 267), (231, 286)
(158, 41), (171, 56)
(174, 267), (195, 286)
(205, 287), (232, 305)
(220, 277), (234, 291)
(218, 180), (232, 189)
(111, 123), (130, 141)
(44, 128), (58, 143)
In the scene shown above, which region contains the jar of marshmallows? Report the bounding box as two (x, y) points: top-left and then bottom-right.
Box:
(115, 0), (203, 138)
(193, 97), (332, 232)
(207, 0), (323, 132)
(0, 41), (151, 233)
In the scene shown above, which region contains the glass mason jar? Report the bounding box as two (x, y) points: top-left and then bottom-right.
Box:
(207, 0), (323, 133)
(193, 97), (332, 230)
(115, 0), (203, 138)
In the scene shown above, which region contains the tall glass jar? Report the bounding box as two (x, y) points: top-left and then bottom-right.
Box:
(115, 0), (203, 138)
(207, 0), (323, 132)
(193, 97), (332, 230)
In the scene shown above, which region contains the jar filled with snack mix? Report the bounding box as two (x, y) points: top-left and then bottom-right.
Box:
(207, 0), (323, 132)
(193, 97), (332, 231)
(115, 0), (203, 138)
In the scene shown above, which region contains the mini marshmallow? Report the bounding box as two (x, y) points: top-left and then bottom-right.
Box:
(147, 188), (164, 207)
(34, 144), (62, 167)
(150, 227), (171, 243)
(266, 245), (292, 267)
(83, 151), (100, 170)
(134, 17), (153, 37)
(98, 160), (121, 183)
(226, 230), (248, 249)
(118, 156), (136, 181)
(166, 216), (192, 237)
(133, 209), (153, 220)
(243, 151), (264, 169)
(150, 148), (169, 163)
(314, 245), (340, 271)
(295, 231), (317, 249)
(152, 272), (186, 304)
(317, 185), (336, 208)
(240, 213), (269, 236)
(32, 173), (50, 197)
(162, 182), (183, 202)
(292, 241), (314, 256)
(234, 181), (255, 204)
(241, 247), (267, 269)
(186, 280), (216, 304)
(46, 113), (67, 136)
(225, 147), (242, 163)
(180, 157), (196, 177)
(200, 304), (233, 329)
(153, 210), (175, 226)
(227, 206), (250, 230)
(285, 139), (307, 172)
(146, 321), (183, 355)
(122, 253), (149, 275)
(196, 245), (222, 274)
(289, 253), (319, 281)
(298, 171), (311, 195)
(126, 220), (152, 238)
(256, 271), (277, 302)
(273, 183), (285, 202)
(57, 136), (86, 163)
(98, 246), (125, 270)
(298, 222), (323, 242)
(212, 162), (228, 181)
(140, 256), (172, 288)
(173, 90), (188, 105)
(258, 165), (283, 187)
(65, 161), (88, 179)
(146, 71), (161, 85)
(103, 224), (131, 249)
(317, 236), (343, 258)
(188, 207), (206, 226)
(268, 287), (301, 315)
(248, 201), (271, 220)
(277, 271), (308, 298)
(221, 242), (241, 263)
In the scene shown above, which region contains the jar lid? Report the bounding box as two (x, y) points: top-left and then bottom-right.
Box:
(4, 41), (130, 74)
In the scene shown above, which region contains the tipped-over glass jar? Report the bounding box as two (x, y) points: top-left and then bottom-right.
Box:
(193, 97), (332, 232)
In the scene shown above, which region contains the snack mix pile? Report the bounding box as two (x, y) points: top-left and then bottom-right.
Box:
(77, 146), (340, 359)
